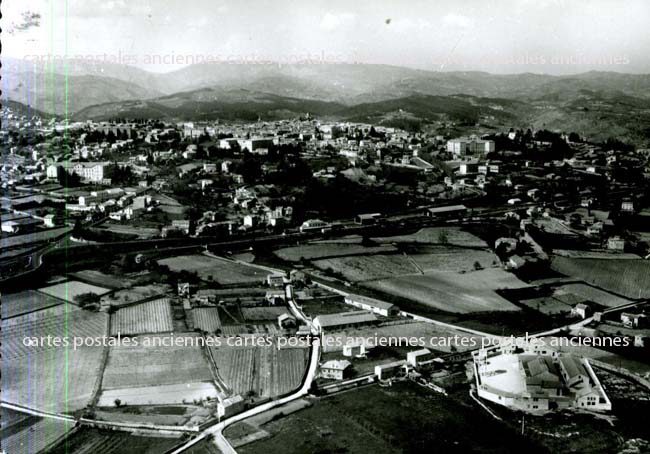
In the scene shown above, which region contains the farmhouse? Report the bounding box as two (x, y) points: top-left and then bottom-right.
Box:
(217, 395), (245, 418)
(278, 313), (296, 329)
(313, 311), (379, 331)
(320, 359), (353, 380)
(473, 344), (611, 414)
(344, 294), (399, 317)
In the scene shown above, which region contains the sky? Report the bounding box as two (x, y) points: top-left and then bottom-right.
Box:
(3, 0), (650, 74)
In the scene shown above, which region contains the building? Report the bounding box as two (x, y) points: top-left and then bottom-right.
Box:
(446, 138), (495, 156)
(473, 344), (611, 414)
(266, 274), (286, 287)
(354, 213), (382, 225)
(277, 313), (296, 329)
(571, 303), (591, 319)
(621, 313), (647, 328)
(607, 236), (625, 251)
(217, 395), (245, 418)
(343, 344), (367, 358)
(320, 360), (353, 380)
(407, 348), (434, 367)
(375, 361), (409, 380)
(426, 205), (467, 219)
(313, 311), (379, 332)
(300, 219), (330, 233)
(343, 294), (399, 317)
(72, 162), (108, 182)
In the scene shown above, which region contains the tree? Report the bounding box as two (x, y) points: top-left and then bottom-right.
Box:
(473, 261), (483, 271)
(114, 398), (122, 407)
(74, 292), (100, 308)
(57, 166), (81, 188)
(438, 230), (449, 244)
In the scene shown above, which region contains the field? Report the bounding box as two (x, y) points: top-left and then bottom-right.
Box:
(101, 283), (171, 307)
(373, 226), (488, 248)
(48, 427), (181, 454)
(98, 382), (218, 406)
(158, 254), (268, 284)
(192, 307), (222, 332)
(407, 246), (499, 273)
(210, 343), (308, 398)
(552, 283), (632, 308)
(70, 269), (130, 289)
(241, 306), (289, 322)
(110, 298), (174, 335)
(363, 268), (526, 313)
(0, 226), (70, 249)
(313, 254), (418, 282)
(1, 289), (64, 319)
(274, 243), (397, 262)
(101, 334), (215, 391)
(1, 414), (73, 454)
(551, 257), (650, 299)
(1, 305), (108, 412)
(234, 382), (541, 454)
(38, 280), (110, 303)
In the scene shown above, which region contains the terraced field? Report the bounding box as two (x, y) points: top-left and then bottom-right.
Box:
(210, 343), (308, 398)
(110, 298), (173, 335)
(192, 307), (222, 332)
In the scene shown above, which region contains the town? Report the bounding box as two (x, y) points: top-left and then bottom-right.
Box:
(2, 98), (650, 454)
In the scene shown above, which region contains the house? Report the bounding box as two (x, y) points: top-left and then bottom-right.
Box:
(343, 294), (399, 317)
(607, 236), (625, 251)
(43, 214), (58, 228)
(375, 361), (409, 380)
(407, 348), (434, 367)
(343, 344), (367, 358)
(571, 303), (591, 319)
(621, 313), (647, 328)
(266, 274), (286, 287)
(217, 395), (245, 418)
(354, 213), (382, 225)
(277, 313), (296, 329)
(320, 360), (353, 380)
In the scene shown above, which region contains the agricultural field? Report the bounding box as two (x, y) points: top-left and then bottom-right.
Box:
(1, 305), (108, 412)
(363, 268), (526, 314)
(70, 269), (129, 289)
(519, 297), (573, 315)
(274, 243), (397, 262)
(110, 298), (174, 335)
(1, 413), (73, 454)
(101, 283), (171, 307)
(192, 307), (222, 332)
(407, 246), (499, 273)
(38, 280), (110, 303)
(1, 289), (64, 319)
(235, 382), (540, 454)
(98, 382), (218, 406)
(47, 427), (182, 454)
(210, 343), (309, 398)
(551, 257), (650, 299)
(313, 254), (418, 282)
(552, 283), (632, 308)
(241, 306), (290, 322)
(101, 334), (215, 391)
(158, 254), (268, 285)
(373, 226), (488, 248)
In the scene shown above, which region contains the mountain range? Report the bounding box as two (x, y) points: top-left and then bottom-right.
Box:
(3, 57), (650, 143)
